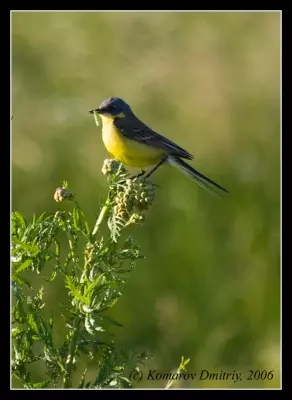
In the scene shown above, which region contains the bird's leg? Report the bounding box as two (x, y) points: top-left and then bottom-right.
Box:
(132, 169), (146, 179)
(144, 156), (168, 179)
(118, 170), (145, 186)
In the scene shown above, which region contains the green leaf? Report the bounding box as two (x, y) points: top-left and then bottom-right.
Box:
(85, 315), (105, 334)
(118, 376), (132, 388)
(115, 269), (133, 274)
(15, 259), (32, 273)
(179, 356), (190, 371)
(43, 270), (57, 282)
(12, 211), (27, 230)
(32, 381), (51, 388)
(12, 239), (39, 255)
(73, 207), (80, 229)
(12, 328), (25, 338)
(108, 215), (123, 242)
(107, 297), (118, 310)
(84, 220), (90, 235)
(77, 378), (85, 388)
(94, 326), (105, 332)
(84, 273), (105, 296)
(85, 315), (95, 335)
(54, 240), (60, 257)
(36, 212), (48, 223)
(99, 315), (123, 327)
(77, 366), (89, 388)
(27, 314), (38, 332)
(12, 274), (33, 289)
(49, 317), (54, 329)
(73, 291), (90, 305)
(65, 276), (90, 304)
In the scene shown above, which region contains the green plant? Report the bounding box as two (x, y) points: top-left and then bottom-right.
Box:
(165, 356), (191, 389)
(12, 159), (190, 388)
(11, 160), (156, 388)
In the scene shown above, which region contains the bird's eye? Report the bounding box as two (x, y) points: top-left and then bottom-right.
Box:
(111, 105), (116, 109)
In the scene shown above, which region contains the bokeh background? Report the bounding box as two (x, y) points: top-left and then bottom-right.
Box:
(12, 11), (280, 388)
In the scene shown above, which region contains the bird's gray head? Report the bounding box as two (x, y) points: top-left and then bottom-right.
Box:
(89, 97), (132, 117)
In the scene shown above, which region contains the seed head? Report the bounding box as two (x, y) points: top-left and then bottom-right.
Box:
(54, 187), (73, 203)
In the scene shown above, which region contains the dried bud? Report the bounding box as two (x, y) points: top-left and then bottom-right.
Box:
(54, 187), (73, 203)
(102, 159), (125, 176)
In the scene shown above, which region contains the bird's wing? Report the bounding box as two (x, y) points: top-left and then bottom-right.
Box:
(114, 115), (194, 160)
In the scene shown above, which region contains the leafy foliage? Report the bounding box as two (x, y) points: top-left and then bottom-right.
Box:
(11, 164), (153, 388)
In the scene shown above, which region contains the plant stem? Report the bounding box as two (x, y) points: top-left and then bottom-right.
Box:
(92, 204), (109, 238)
(64, 197), (110, 387)
(63, 318), (81, 388)
(68, 237), (76, 264)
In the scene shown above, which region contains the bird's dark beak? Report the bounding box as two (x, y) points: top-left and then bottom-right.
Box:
(89, 108), (101, 114)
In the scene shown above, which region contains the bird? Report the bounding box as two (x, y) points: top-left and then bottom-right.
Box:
(89, 97), (228, 198)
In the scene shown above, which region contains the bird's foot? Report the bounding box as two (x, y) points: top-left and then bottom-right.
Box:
(131, 170), (146, 180)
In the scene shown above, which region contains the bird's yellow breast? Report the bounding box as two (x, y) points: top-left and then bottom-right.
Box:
(100, 115), (166, 168)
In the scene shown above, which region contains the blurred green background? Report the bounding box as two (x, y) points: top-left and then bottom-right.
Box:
(12, 11), (280, 388)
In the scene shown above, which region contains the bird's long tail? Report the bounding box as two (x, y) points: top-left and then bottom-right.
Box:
(168, 156), (228, 199)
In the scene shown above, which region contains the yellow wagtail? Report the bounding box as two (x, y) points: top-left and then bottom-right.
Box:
(89, 97), (228, 197)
